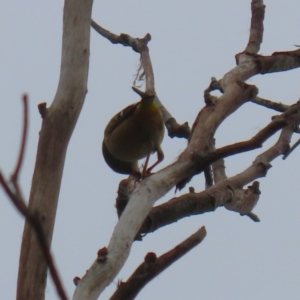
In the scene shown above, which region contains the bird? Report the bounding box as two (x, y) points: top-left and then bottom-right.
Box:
(102, 95), (165, 177)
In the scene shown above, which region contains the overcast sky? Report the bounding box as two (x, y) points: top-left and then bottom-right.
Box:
(1, 0), (300, 299)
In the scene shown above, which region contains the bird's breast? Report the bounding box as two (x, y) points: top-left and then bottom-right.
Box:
(105, 104), (164, 162)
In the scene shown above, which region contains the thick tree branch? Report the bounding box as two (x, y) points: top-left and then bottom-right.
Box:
(257, 49), (300, 74)
(116, 103), (287, 219)
(110, 227), (207, 300)
(176, 82), (259, 190)
(17, 1), (93, 300)
(75, 2), (300, 299)
(117, 100), (299, 235)
(139, 101), (300, 234)
(140, 119), (297, 235)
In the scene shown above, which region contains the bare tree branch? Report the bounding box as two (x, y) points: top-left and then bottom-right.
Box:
(17, 1), (93, 299)
(0, 96), (67, 300)
(110, 227), (207, 300)
(91, 19), (149, 50)
(112, 82), (299, 278)
(0, 173), (68, 300)
(257, 49), (300, 74)
(211, 156), (227, 184)
(245, 0), (265, 54)
(139, 121), (295, 235)
(210, 105), (293, 160)
(75, 17), (262, 300)
(74, 2), (300, 299)
(245, 212), (261, 222)
(91, 19), (190, 139)
(165, 117), (190, 139)
(116, 98), (290, 220)
(282, 136), (300, 159)
(211, 143), (260, 221)
(211, 145), (260, 221)
(207, 77), (290, 113)
(139, 100), (300, 234)
(250, 96), (289, 112)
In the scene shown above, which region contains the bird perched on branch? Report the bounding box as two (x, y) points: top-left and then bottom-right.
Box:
(102, 94), (165, 177)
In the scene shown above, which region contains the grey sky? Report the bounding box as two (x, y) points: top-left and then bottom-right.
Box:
(1, 0), (300, 299)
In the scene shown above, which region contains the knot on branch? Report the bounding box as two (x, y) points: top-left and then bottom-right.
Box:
(224, 181), (261, 215)
(38, 102), (48, 118)
(119, 33), (151, 52)
(189, 186), (195, 193)
(97, 247), (108, 263)
(144, 252), (157, 264)
(236, 81), (259, 101)
(204, 92), (218, 106)
(73, 277), (81, 286)
(203, 77), (222, 106)
(166, 118), (190, 139)
(254, 158), (272, 177)
(205, 77), (223, 93)
(175, 153), (207, 191)
(116, 176), (138, 218)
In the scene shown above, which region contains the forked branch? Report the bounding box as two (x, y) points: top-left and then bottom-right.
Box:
(110, 227), (207, 300)
(91, 19), (190, 139)
(74, 2), (300, 299)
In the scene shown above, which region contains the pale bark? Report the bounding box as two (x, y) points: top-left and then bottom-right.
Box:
(13, 1), (300, 299)
(17, 1), (93, 299)
(72, 2), (267, 299)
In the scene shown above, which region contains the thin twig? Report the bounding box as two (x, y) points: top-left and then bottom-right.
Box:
(282, 137), (300, 159)
(0, 172), (29, 217)
(0, 95), (68, 300)
(211, 117), (288, 160)
(244, 212), (260, 222)
(210, 103), (300, 162)
(0, 173), (68, 300)
(91, 19), (191, 139)
(250, 96), (289, 112)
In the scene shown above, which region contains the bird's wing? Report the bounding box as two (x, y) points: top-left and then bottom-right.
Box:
(104, 102), (139, 136)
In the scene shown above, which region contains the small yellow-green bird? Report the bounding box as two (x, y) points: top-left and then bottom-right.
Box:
(102, 95), (165, 177)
